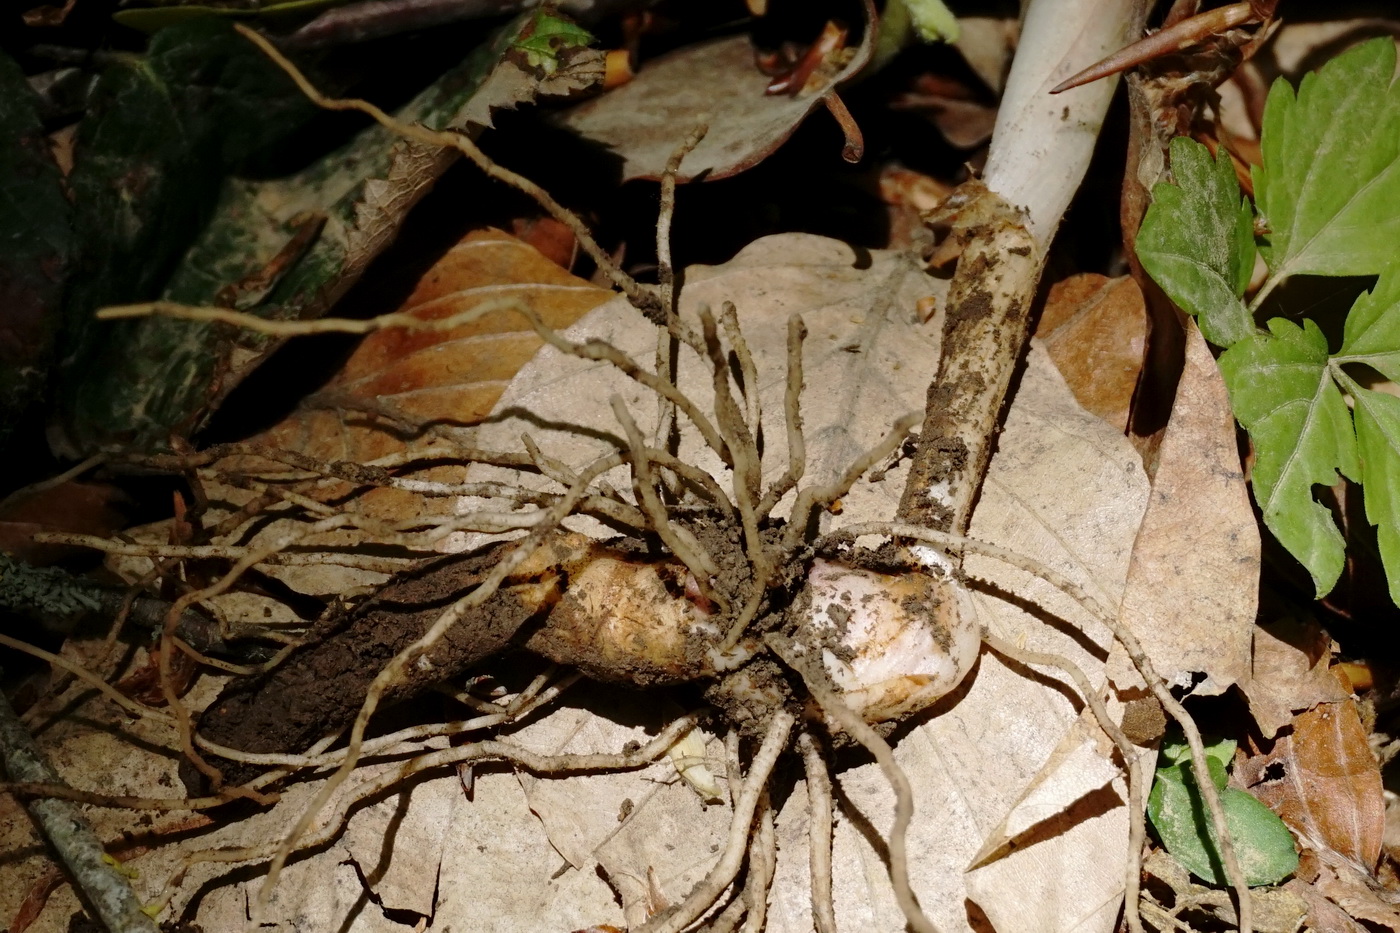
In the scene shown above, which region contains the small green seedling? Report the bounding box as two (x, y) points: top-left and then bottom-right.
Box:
(510, 12), (595, 74)
(1136, 37), (1400, 605)
(1147, 733), (1298, 887)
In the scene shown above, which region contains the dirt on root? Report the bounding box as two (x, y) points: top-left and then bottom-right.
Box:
(184, 540), (554, 793)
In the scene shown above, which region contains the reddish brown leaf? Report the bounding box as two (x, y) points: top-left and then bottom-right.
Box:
(1035, 274), (1147, 432)
(247, 227), (615, 524)
(1242, 681), (1385, 872)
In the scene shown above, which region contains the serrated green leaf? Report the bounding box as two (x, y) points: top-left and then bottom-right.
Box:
(1148, 766), (1299, 887)
(1136, 136), (1258, 347)
(1218, 318), (1358, 596)
(1253, 38), (1400, 281)
(1339, 270), (1400, 382)
(1348, 384), (1400, 606)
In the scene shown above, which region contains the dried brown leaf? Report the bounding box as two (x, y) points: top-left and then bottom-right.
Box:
(1244, 616), (1349, 740)
(1240, 689), (1385, 872)
(1110, 319), (1257, 697)
(1036, 273), (1148, 432)
(248, 227), (614, 524)
(556, 33), (867, 183)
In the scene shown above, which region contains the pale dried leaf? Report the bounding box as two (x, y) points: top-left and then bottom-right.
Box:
(456, 231), (1150, 932)
(556, 34), (866, 183)
(1110, 320), (1258, 696)
(1245, 616), (1349, 739)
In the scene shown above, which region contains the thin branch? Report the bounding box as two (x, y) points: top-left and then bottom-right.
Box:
(0, 677), (159, 933)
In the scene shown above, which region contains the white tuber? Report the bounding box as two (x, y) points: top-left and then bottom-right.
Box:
(800, 559), (981, 724)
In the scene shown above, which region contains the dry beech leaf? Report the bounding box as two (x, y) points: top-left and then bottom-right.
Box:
(1246, 616), (1349, 739)
(556, 32), (867, 183)
(1239, 685), (1385, 872)
(1109, 320), (1258, 697)
(191, 229), (615, 595)
(454, 232), (1149, 932)
(1035, 273), (1148, 433)
(255, 227), (614, 511)
(1313, 858), (1400, 931)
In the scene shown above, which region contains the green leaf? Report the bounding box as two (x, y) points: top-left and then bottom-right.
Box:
(1148, 762), (1299, 887)
(511, 11), (595, 73)
(1218, 319), (1358, 596)
(1158, 733), (1236, 775)
(900, 0), (961, 43)
(1136, 136), (1258, 347)
(0, 50), (72, 439)
(52, 20), (316, 455)
(1349, 384), (1400, 605)
(1339, 270), (1400, 382)
(55, 9), (598, 455)
(1253, 38), (1400, 281)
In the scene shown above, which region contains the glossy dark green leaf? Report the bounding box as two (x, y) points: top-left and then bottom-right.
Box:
(0, 51), (72, 440)
(53, 19), (314, 454)
(54, 8), (599, 455)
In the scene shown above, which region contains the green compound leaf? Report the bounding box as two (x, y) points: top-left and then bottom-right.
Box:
(1349, 384), (1400, 606)
(1218, 319), (1358, 596)
(1254, 38), (1400, 281)
(1136, 136), (1257, 348)
(1340, 269), (1400, 383)
(1148, 759), (1299, 888)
